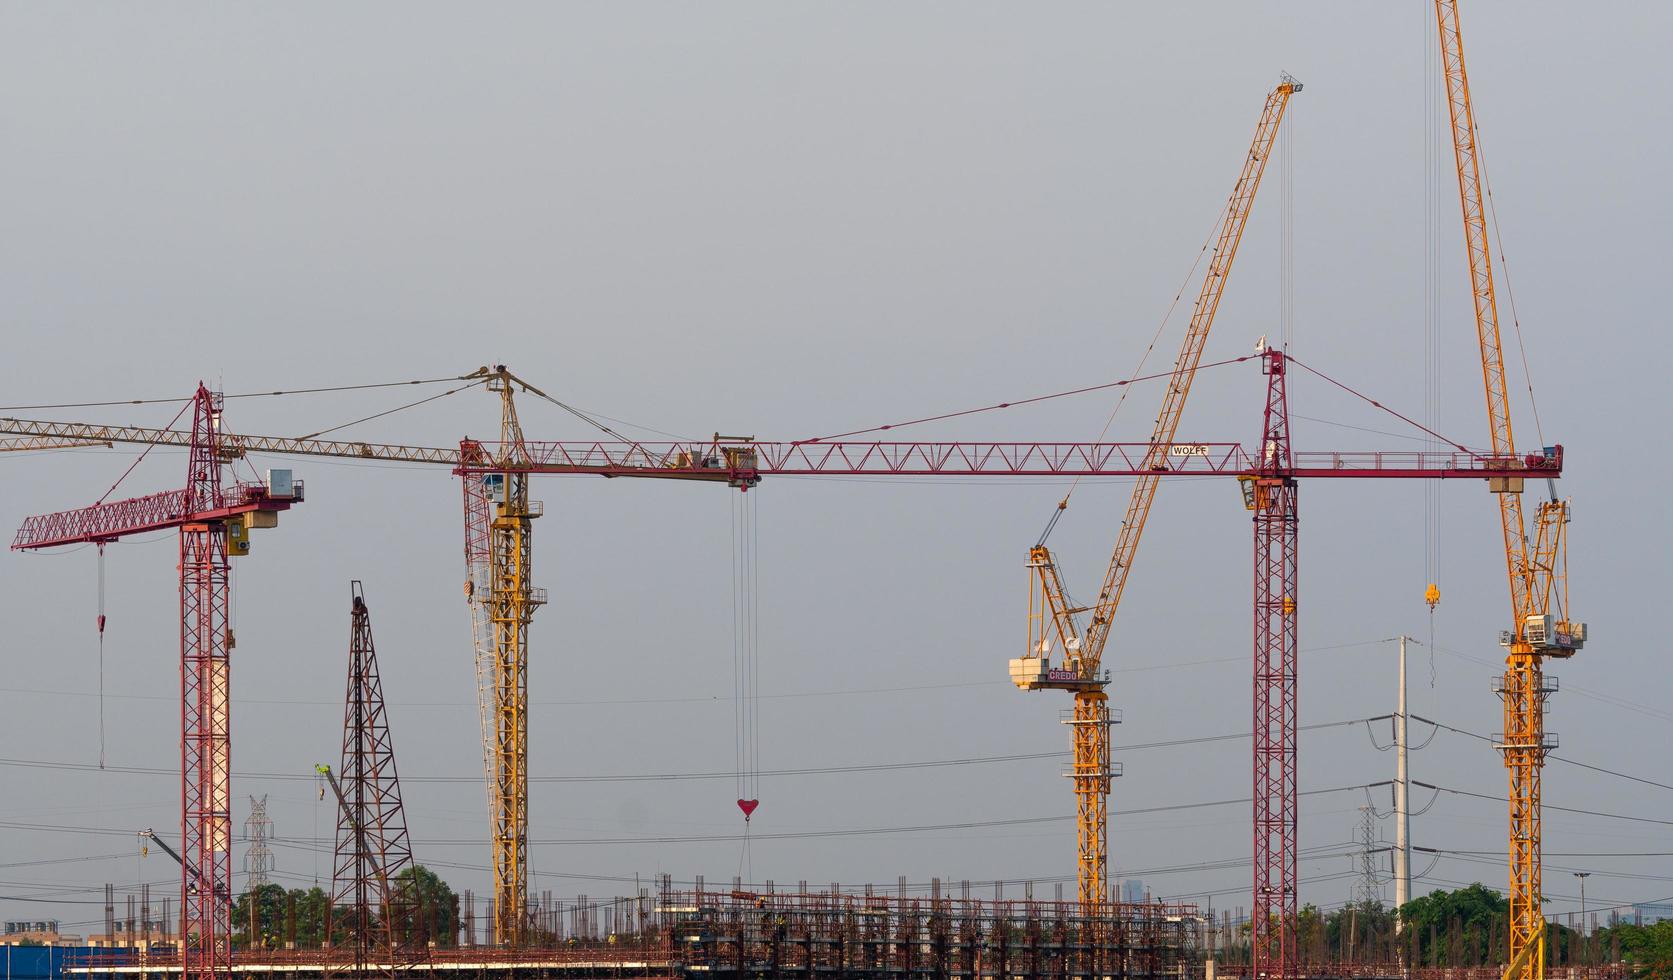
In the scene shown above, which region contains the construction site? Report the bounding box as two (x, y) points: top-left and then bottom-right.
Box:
(0, 4), (1662, 980)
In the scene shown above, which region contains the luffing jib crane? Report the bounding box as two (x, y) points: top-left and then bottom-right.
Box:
(1014, 75), (1300, 912)
(12, 386), (303, 980)
(1430, 5), (1584, 979)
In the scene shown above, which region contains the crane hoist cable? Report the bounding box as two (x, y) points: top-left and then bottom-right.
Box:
(96, 543), (106, 771)
(731, 491), (762, 882)
(732, 492), (761, 816)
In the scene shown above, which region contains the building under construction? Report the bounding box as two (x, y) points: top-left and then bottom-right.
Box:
(0, 5), (1609, 980)
(61, 881), (1199, 980)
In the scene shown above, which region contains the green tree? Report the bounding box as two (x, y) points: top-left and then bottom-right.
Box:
(1327, 901), (1398, 961)
(232, 883), (288, 949)
(292, 886), (331, 947)
(1597, 920), (1673, 980)
(1399, 883), (1509, 965)
(388, 865), (460, 949)
(231, 884), (334, 948)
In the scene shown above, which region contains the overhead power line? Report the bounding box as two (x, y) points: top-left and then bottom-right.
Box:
(1413, 780), (1673, 828)
(0, 717), (1382, 785)
(1413, 715), (1673, 793)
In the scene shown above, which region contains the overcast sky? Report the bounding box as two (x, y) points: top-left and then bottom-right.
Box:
(2, 1), (1669, 934)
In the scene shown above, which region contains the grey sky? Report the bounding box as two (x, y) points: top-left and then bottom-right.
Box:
(2, 2), (1669, 932)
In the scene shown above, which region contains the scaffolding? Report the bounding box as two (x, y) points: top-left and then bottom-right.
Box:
(659, 878), (1197, 980)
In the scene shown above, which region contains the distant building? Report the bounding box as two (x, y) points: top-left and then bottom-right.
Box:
(1634, 902), (1673, 924)
(1120, 879), (1146, 904)
(5, 922), (58, 936)
(1, 922), (85, 947)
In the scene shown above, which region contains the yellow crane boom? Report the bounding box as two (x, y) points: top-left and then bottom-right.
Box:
(1015, 76), (1300, 910)
(0, 436), (112, 452)
(1430, 5), (1584, 978)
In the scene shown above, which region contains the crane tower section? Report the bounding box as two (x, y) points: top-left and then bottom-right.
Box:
(483, 369), (543, 946)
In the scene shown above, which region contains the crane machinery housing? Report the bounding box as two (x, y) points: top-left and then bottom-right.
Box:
(1014, 74), (1300, 913)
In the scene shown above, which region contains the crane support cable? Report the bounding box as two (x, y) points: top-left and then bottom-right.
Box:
(794, 355), (1257, 445)
(0, 375), (477, 412)
(481, 366), (672, 443)
(1475, 123), (1546, 449)
(92, 399), (193, 506)
(294, 377), (488, 440)
(1052, 191), (1244, 516)
(1284, 354), (1477, 453)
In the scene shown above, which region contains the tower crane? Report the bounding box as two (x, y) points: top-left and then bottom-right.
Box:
(1430, 5), (1583, 979)
(1015, 76), (1300, 912)
(5, 361), (1561, 971)
(12, 386), (303, 980)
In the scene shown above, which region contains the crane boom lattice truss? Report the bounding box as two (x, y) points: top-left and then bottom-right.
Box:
(1431, 5), (1583, 979)
(1019, 76), (1300, 912)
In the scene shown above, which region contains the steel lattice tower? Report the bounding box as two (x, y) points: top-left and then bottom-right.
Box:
(1353, 804), (1381, 906)
(474, 370), (544, 946)
(1251, 349), (1299, 980)
(244, 796), (274, 889)
(328, 584), (417, 974)
(180, 390), (233, 980)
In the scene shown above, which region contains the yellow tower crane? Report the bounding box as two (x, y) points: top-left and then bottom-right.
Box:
(463, 366), (545, 946)
(1014, 76), (1300, 910)
(1430, 6), (1584, 979)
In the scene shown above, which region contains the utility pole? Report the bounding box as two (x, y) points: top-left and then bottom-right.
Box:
(1573, 872), (1590, 936)
(1395, 635), (1411, 927)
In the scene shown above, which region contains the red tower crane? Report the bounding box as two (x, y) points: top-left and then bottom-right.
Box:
(11, 386), (302, 980)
